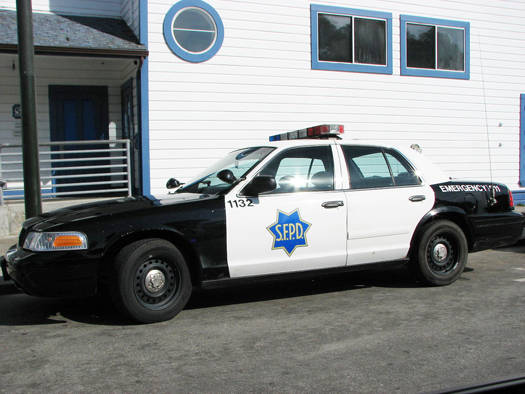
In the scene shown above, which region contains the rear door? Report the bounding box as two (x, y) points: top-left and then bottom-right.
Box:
(339, 145), (434, 265)
(226, 144), (348, 278)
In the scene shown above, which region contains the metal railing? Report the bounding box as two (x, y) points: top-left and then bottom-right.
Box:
(0, 139), (132, 203)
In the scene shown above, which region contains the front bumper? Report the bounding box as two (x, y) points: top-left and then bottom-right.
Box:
(2, 246), (99, 297)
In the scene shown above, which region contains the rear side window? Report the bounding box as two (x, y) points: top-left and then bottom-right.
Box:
(341, 146), (420, 189)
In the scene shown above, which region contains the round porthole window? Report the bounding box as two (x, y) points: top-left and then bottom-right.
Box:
(163, 0), (224, 62)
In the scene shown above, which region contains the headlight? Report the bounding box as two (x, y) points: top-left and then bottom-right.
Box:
(23, 231), (88, 252)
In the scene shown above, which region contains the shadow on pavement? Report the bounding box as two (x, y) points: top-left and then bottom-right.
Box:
(0, 265), (442, 327)
(495, 239), (525, 254)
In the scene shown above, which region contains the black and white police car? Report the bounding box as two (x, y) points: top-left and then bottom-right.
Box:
(2, 125), (523, 323)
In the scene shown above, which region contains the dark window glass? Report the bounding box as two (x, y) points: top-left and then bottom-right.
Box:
(437, 27), (464, 71)
(260, 146), (334, 193)
(384, 150), (420, 186)
(318, 13), (352, 62)
(341, 146), (394, 189)
(354, 18), (386, 65)
(406, 23), (435, 69)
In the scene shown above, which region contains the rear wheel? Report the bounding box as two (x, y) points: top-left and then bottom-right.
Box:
(112, 238), (192, 323)
(413, 220), (468, 286)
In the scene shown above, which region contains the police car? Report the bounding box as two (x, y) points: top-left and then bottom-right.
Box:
(2, 125), (523, 323)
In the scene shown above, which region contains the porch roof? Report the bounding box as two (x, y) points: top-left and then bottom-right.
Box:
(0, 10), (148, 58)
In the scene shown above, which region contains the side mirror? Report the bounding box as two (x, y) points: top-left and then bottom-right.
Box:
(217, 169), (237, 184)
(243, 175), (276, 196)
(166, 178), (181, 189)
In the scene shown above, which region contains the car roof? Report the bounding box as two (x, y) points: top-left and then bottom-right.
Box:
(264, 137), (410, 150)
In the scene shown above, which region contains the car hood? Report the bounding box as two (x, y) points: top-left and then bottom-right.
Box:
(23, 193), (218, 231)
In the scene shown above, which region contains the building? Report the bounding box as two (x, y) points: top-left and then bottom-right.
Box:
(1, 0), (525, 202)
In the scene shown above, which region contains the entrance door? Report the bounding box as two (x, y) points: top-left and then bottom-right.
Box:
(226, 144), (347, 278)
(49, 85), (109, 194)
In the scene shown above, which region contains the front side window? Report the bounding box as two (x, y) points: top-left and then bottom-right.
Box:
(401, 15), (469, 79)
(259, 146), (334, 194)
(342, 146), (420, 189)
(163, 0), (224, 63)
(311, 4), (392, 74)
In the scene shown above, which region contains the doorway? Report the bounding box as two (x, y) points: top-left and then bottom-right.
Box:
(48, 85), (109, 195)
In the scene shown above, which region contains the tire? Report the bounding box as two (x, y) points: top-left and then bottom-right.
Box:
(111, 238), (192, 323)
(412, 220), (468, 286)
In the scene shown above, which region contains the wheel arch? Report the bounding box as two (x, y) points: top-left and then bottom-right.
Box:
(100, 229), (203, 287)
(409, 207), (473, 258)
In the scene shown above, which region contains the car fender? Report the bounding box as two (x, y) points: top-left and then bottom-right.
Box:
(409, 206), (472, 256)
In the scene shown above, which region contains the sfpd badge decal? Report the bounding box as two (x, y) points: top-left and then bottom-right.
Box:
(267, 209), (311, 257)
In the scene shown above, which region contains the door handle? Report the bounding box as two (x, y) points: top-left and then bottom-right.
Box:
(322, 200), (344, 208)
(409, 195), (426, 202)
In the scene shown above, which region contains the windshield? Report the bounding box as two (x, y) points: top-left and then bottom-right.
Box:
(177, 146), (275, 194)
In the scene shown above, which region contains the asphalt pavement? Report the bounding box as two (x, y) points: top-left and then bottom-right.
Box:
(0, 244), (524, 392)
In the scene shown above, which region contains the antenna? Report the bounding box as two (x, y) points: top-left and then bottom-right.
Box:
(478, 33), (497, 206)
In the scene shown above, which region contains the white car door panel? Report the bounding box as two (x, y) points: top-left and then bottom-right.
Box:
(226, 144), (347, 278)
(226, 192), (347, 277)
(339, 144), (434, 265)
(346, 185), (434, 264)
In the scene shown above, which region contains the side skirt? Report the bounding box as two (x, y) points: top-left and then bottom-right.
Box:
(200, 259), (410, 289)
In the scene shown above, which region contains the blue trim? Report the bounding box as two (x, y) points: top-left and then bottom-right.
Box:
(163, 0), (224, 63)
(400, 14), (470, 80)
(310, 4), (392, 75)
(139, 0), (151, 197)
(520, 94), (525, 186)
(4, 189), (53, 198)
(513, 190), (525, 205)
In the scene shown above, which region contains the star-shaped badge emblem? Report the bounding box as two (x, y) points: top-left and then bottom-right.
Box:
(267, 209), (312, 257)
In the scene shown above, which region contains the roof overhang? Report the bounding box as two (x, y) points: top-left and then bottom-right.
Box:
(0, 10), (148, 58)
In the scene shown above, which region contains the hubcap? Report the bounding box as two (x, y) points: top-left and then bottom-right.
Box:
(433, 243), (448, 264)
(427, 235), (457, 275)
(144, 269), (166, 293)
(134, 258), (179, 310)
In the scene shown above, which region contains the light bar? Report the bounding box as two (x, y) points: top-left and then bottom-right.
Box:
(269, 124), (344, 141)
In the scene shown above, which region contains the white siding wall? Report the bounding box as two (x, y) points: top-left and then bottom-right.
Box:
(0, 0), (121, 17)
(121, 0), (140, 38)
(147, 0), (525, 195)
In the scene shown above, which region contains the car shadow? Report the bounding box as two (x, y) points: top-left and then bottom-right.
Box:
(0, 265), (440, 327)
(494, 239), (525, 254)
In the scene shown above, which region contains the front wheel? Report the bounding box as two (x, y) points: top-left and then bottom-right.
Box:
(412, 220), (468, 286)
(112, 239), (192, 323)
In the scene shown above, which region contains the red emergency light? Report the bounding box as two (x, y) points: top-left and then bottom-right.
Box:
(269, 124), (344, 141)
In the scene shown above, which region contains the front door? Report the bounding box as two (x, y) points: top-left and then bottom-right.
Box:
(49, 85), (109, 194)
(226, 144), (347, 278)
